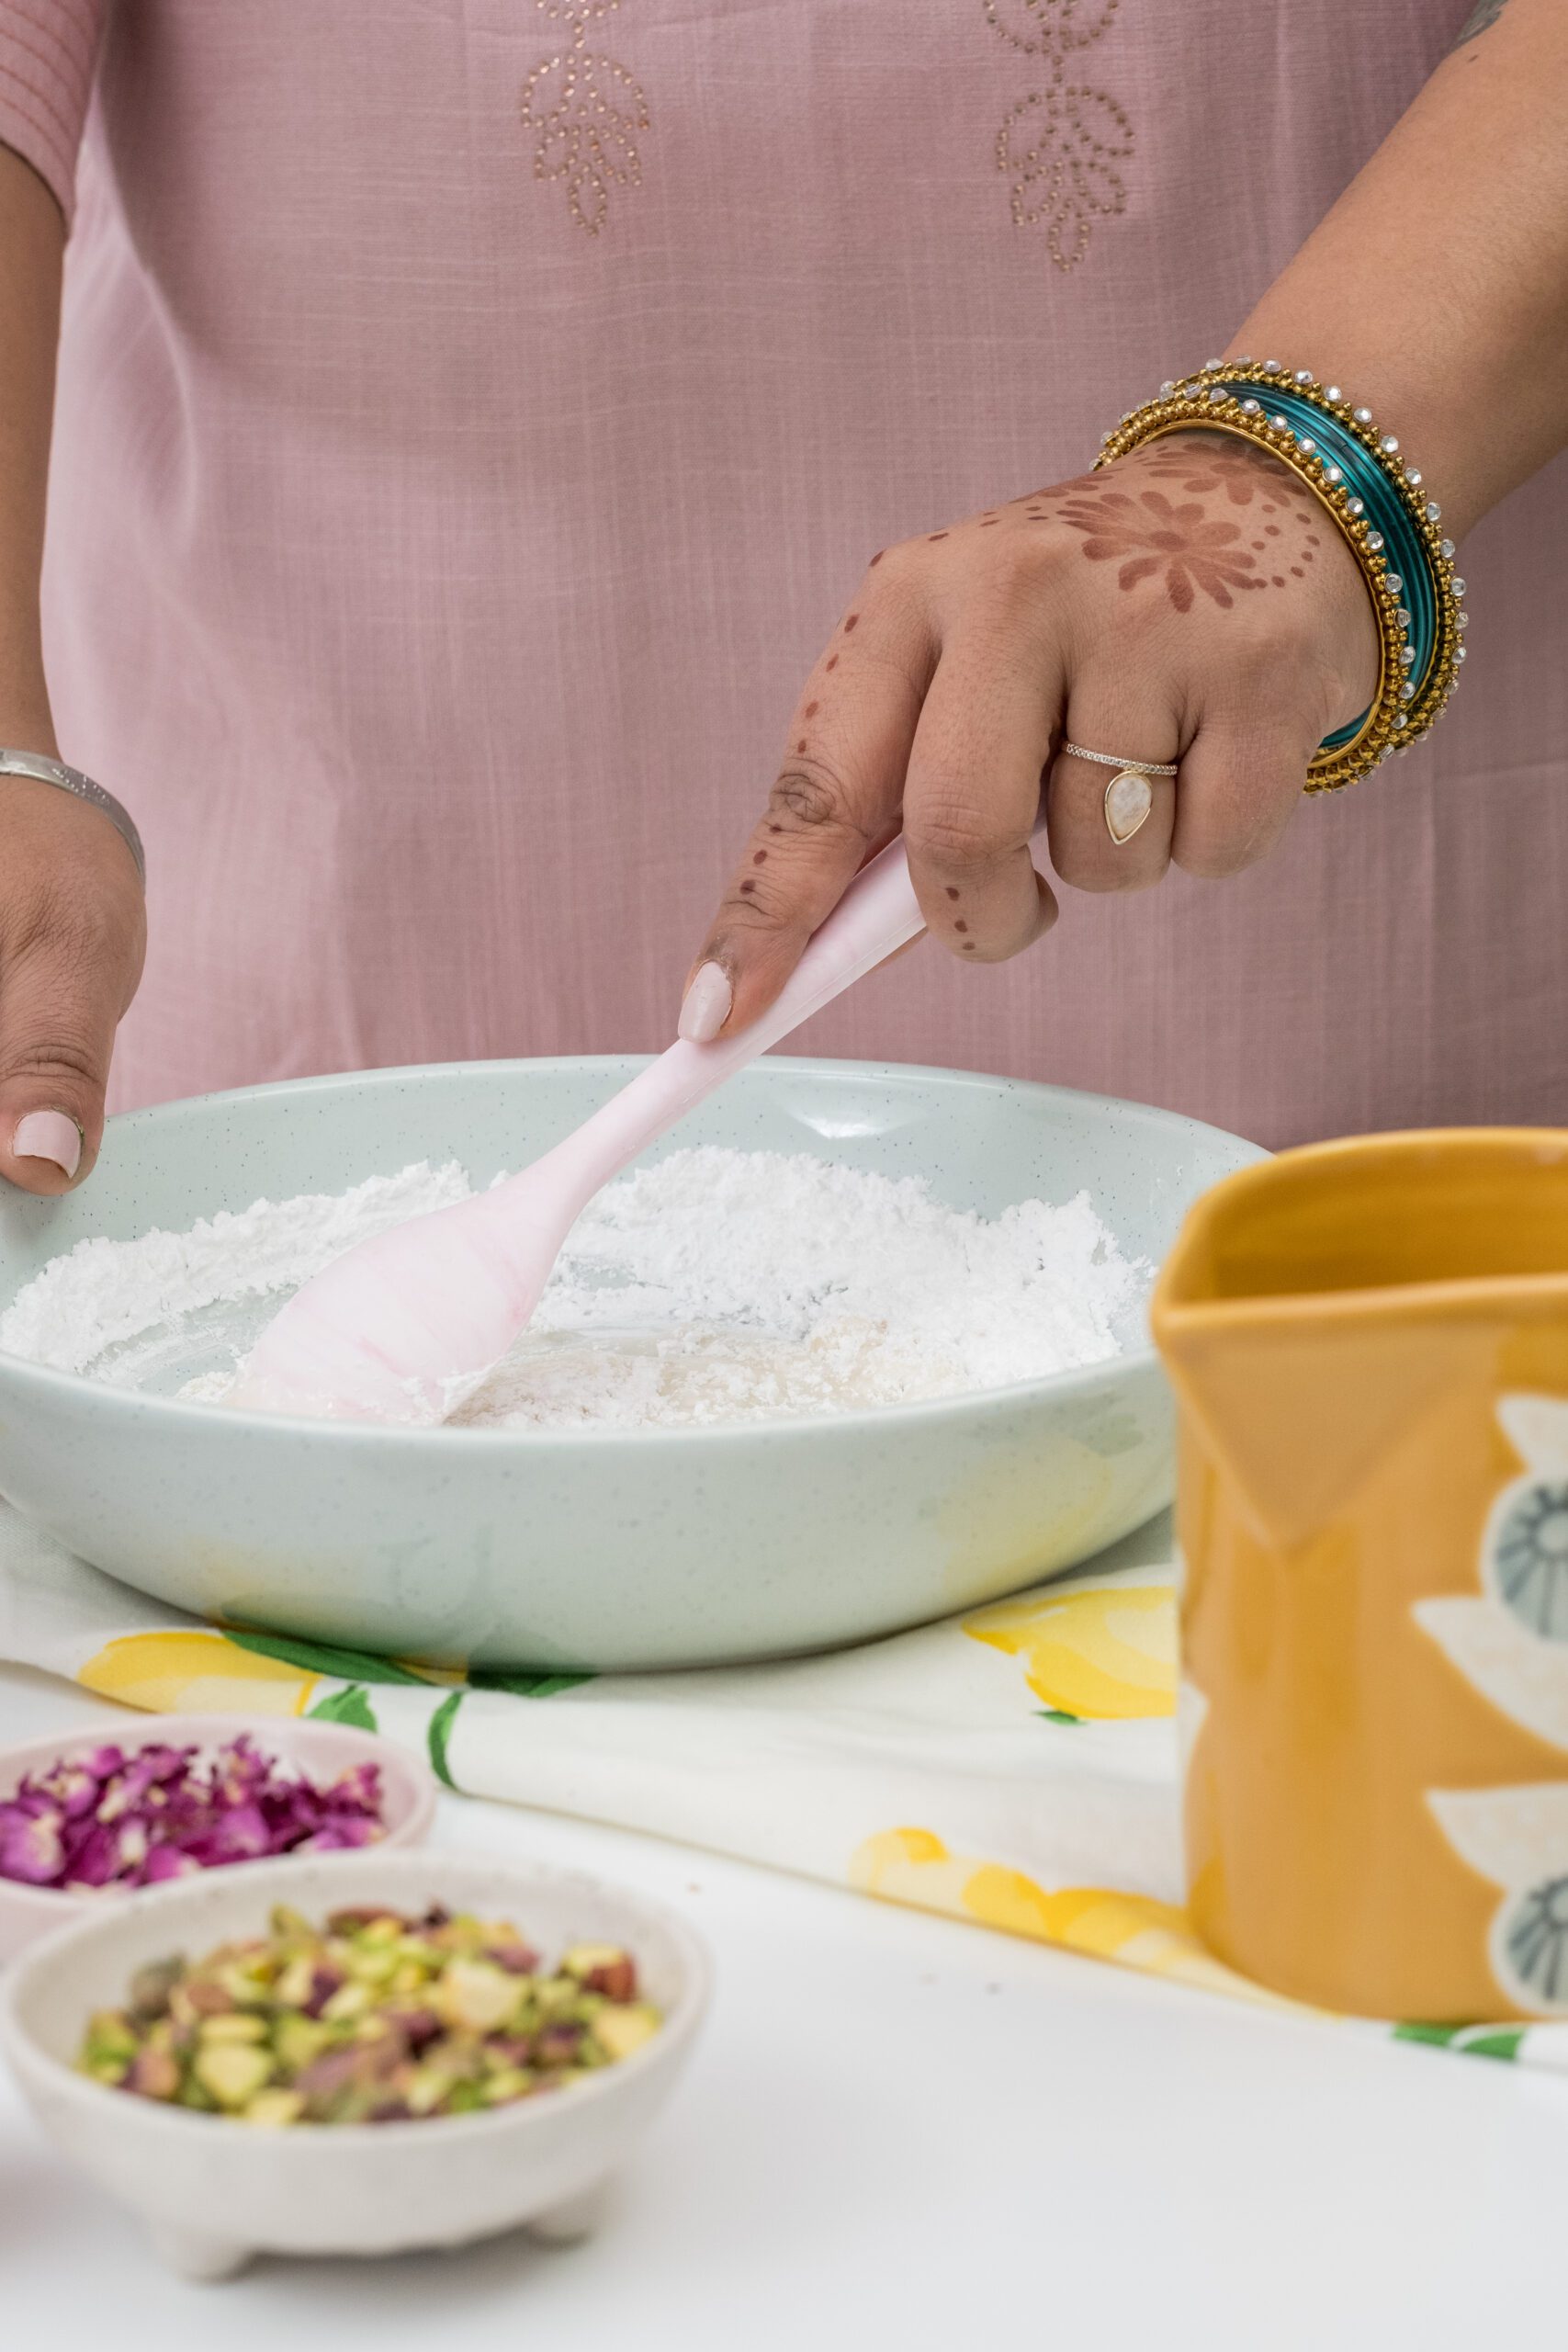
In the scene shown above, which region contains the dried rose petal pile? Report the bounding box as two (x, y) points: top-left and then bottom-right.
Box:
(0, 1736), (384, 1891)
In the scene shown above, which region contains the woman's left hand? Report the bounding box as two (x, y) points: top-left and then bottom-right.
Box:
(679, 432), (1380, 1041)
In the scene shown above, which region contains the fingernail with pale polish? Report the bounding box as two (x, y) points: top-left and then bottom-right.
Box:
(679, 963), (732, 1045)
(13, 1110), (82, 1178)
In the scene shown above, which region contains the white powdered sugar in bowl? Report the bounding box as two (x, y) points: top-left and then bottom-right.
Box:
(0, 1147), (1147, 1430)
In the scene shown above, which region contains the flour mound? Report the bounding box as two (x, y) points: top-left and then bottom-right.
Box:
(0, 1147), (1145, 1430)
(0, 1161), (470, 1374)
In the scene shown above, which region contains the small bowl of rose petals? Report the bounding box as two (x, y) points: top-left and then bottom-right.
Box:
(0, 1717), (436, 1962)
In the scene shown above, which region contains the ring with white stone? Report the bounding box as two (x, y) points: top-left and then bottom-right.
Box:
(1062, 743), (1179, 846)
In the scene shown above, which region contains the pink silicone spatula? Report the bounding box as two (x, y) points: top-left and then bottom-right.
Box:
(230, 836), (942, 1423)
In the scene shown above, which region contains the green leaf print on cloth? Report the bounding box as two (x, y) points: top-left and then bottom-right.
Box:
(427, 1690), (465, 1790)
(468, 1668), (595, 1699)
(1393, 2020), (1524, 2062)
(309, 1684), (378, 1732)
(226, 1630), (434, 1686)
(423, 1668), (596, 1789)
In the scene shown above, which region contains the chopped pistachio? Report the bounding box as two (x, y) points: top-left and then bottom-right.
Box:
(128, 1956), (184, 2023)
(184, 1977), (235, 2018)
(79, 2009), (141, 2084)
(194, 2041), (274, 2109)
(274, 2014), (332, 2074)
(480, 2066), (536, 2104)
(243, 2089), (307, 2128)
(561, 1941), (626, 1978)
(274, 1953), (316, 2008)
(436, 1959), (524, 2035)
(403, 2065), (450, 2116)
(320, 1980), (374, 2022)
(76, 1901), (659, 2126)
(125, 2045), (182, 2101)
(562, 1942), (640, 2002)
(198, 2011), (268, 2045)
(349, 1947), (399, 1987)
(592, 2003), (662, 2062)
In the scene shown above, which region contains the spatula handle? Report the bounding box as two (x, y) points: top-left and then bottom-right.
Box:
(518, 838), (926, 1197)
(698, 834), (926, 1070)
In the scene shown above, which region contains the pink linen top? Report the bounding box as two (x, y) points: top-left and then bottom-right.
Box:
(0, 0), (1559, 1149)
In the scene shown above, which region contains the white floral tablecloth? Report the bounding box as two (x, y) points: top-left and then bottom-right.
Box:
(3, 1502), (1562, 2072)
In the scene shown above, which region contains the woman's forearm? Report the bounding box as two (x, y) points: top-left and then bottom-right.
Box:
(0, 141), (62, 752)
(1230, 0), (1568, 538)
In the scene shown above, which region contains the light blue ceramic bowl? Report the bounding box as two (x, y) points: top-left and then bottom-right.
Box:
(0, 1058), (1261, 1670)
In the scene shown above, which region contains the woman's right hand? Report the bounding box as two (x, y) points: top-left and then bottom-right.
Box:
(680, 432), (1378, 1039)
(0, 775), (145, 1194)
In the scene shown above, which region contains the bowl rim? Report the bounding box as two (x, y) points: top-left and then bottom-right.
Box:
(0, 1845), (712, 2149)
(0, 1055), (1263, 1450)
(0, 1713), (438, 1916)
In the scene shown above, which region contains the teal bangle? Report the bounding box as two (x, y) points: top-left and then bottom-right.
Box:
(1223, 379), (1438, 751)
(1097, 363), (1466, 793)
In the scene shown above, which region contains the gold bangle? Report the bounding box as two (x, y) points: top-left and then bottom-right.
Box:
(1096, 365), (1466, 794)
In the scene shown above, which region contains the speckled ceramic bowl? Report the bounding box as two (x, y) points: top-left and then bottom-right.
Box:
(0, 1058), (1260, 1670)
(1, 1845), (710, 2277)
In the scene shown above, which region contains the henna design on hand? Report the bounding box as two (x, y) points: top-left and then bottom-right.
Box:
(1037, 435), (1328, 613)
(1054, 487), (1269, 612)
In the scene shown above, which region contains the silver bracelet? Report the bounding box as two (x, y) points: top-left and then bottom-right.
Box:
(0, 749), (145, 884)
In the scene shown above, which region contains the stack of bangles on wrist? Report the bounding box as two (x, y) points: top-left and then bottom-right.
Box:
(1077, 361), (1466, 820)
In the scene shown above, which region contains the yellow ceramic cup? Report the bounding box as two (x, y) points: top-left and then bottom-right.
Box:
(1153, 1129), (1568, 2022)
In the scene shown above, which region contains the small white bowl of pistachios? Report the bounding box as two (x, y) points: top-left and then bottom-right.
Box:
(0, 1846), (710, 2278)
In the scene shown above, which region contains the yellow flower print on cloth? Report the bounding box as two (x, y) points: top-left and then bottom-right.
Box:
(76, 1631), (319, 1717)
(962, 1581), (1177, 1719)
(849, 1828), (1294, 2008)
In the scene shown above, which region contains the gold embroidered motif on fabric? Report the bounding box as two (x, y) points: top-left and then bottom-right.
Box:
(984, 0), (1134, 270)
(522, 0), (649, 237)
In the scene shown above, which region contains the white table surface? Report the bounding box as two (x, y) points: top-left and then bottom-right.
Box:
(1, 1662), (1562, 2350)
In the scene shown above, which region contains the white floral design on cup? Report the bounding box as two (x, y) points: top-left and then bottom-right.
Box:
(1427, 1784), (1568, 2014)
(1419, 1396), (1568, 2012)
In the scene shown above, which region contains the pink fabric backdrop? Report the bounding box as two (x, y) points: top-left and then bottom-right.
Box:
(0, 0), (1556, 1148)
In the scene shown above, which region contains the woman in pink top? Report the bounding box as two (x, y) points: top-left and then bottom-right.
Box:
(0, 0), (1562, 1195)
